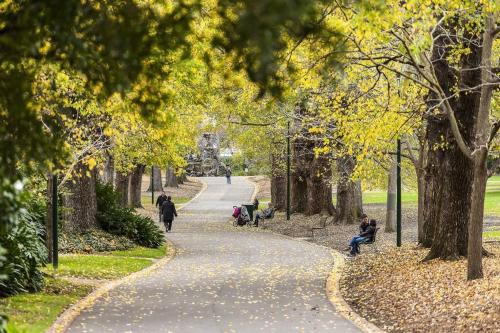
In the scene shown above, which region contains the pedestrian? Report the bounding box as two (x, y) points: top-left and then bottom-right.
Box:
(225, 166), (232, 184)
(155, 191), (168, 222)
(253, 198), (259, 212)
(160, 196), (177, 232)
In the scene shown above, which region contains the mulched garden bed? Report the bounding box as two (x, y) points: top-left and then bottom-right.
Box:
(340, 244), (500, 333)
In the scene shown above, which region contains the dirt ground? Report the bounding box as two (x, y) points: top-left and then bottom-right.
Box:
(247, 176), (271, 199)
(141, 176), (204, 199)
(251, 176), (500, 333)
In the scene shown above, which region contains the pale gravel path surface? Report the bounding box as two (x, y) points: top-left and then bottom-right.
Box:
(67, 177), (360, 333)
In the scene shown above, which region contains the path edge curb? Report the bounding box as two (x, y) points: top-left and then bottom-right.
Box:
(47, 178), (209, 332)
(178, 177), (208, 211)
(244, 176), (384, 333)
(326, 251), (386, 333)
(46, 238), (177, 333)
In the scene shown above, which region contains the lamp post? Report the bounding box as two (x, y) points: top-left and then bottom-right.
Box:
(396, 139), (402, 247)
(51, 174), (58, 269)
(286, 121), (291, 221)
(151, 166), (154, 205)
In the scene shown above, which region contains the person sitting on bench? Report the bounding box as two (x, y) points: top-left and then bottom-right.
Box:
(254, 202), (274, 226)
(348, 219), (377, 256)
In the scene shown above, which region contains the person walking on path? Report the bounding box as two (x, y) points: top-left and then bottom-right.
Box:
(155, 191), (168, 222)
(161, 196), (177, 232)
(225, 166), (232, 184)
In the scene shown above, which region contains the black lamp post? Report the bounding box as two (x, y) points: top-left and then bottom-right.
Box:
(151, 166), (154, 205)
(286, 121), (291, 221)
(396, 139), (402, 247)
(51, 174), (58, 269)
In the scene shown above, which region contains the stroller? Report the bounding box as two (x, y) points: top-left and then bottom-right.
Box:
(232, 205), (251, 226)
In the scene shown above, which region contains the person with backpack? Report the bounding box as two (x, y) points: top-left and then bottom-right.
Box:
(161, 196), (177, 232)
(225, 166), (232, 184)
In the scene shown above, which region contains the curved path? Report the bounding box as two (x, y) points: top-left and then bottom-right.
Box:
(68, 177), (360, 333)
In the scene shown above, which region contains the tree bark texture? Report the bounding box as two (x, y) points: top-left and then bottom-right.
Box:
(62, 161), (98, 233)
(467, 15), (495, 280)
(416, 168), (425, 243)
(423, 19), (480, 260)
(165, 167), (179, 188)
(147, 166), (163, 192)
(336, 155), (362, 224)
(115, 171), (130, 207)
(270, 149), (287, 211)
(291, 137), (334, 215)
(129, 164), (145, 208)
(100, 152), (115, 186)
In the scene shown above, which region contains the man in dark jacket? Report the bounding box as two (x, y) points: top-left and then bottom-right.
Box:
(348, 219), (377, 256)
(155, 191), (168, 222)
(225, 167), (232, 184)
(161, 196), (177, 232)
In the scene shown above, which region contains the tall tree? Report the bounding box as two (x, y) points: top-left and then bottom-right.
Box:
(129, 164), (145, 208)
(62, 161), (98, 233)
(147, 166), (163, 192)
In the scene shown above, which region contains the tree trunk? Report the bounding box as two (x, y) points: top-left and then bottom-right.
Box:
(386, 157), (397, 233)
(467, 14), (495, 280)
(62, 161), (98, 233)
(129, 164), (145, 208)
(468, 151), (487, 279)
(147, 166), (163, 192)
(271, 173), (287, 211)
(165, 167), (178, 188)
(416, 168), (425, 243)
(423, 19), (480, 260)
(100, 152), (115, 185)
(354, 180), (363, 214)
(336, 156), (362, 224)
(115, 171), (130, 207)
(178, 171), (187, 185)
(270, 144), (287, 211)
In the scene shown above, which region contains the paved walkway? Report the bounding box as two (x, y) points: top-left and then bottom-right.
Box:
(67, 177), (360, 333)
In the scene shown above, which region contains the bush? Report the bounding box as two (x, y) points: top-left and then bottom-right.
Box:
(60, 229), (135, 253)
(0, 209), (47, 297)
(96, 182), (163, 248)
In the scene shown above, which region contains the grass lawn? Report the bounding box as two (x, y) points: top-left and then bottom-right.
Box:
(141, 195), (191, 206)
(108, 244), (167, 259)
(484, 229), (500, 239)
(337, 176), (500, 216)
(2, 244), (169, 332)
(0, 278), (92, 333)
(52, 255), (154, 279)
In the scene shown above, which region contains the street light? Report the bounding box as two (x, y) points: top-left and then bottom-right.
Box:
(51, 174), (58, 269)
(286, 121), (291, 221)
(151, 166), (154, 205)
(396, 139), (402, 247)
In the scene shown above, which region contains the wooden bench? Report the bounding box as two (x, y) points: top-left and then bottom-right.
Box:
(310, 215), (329, 238)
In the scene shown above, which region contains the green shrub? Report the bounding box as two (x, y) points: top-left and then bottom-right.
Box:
(96, 182), (163, 248)
(127, 215), (164, 248)
(0, 209), (47, 297)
